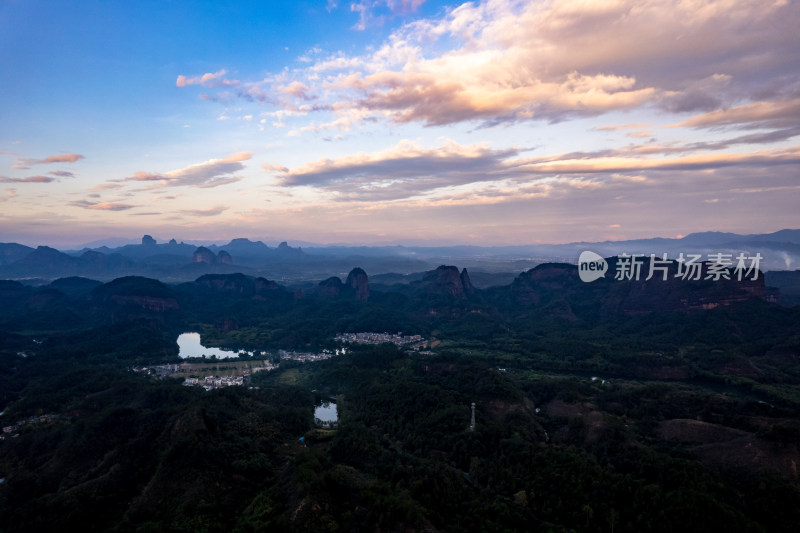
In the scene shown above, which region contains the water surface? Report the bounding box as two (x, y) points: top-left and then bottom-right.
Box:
(177, 332), (249, 359)
(314, 402), (338, 424)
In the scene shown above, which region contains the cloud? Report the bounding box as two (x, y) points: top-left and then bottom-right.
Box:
(0, 175), (57, 183)
(269, 139), (518, 195)
(685, 127), (800, 149)
(511, 146), (800, 175)
(672, 96), (800, 130)
(262, 163), (289, 173)
(533, 128), (800, 160)
(121, 152), (252, 189)
(125, 171), (164, 182)
(192, 0), (799, 131)
(267, 137), (800, 201)
(90, 182), (124, 192)
(279, 81), (314, 100)
(12, 153), (84, 169)
(71, 200), (136, 211)
(347, 70), (656, 126)
(0, 188), (16, 202)
(40, 153), (84, 164)
(179, 205), (229, 217)
(594, 123), (651, 132)
(48, 170), (75, 178)
(176, 69), (238, 88)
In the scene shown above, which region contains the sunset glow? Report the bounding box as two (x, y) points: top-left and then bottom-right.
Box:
(2, 0), (798, 246)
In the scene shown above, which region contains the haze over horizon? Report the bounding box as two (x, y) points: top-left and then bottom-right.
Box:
(2, 227), (797, 253)
(2, 0), (799, 247)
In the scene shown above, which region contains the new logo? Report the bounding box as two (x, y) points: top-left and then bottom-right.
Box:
(578, 251), (608, 282)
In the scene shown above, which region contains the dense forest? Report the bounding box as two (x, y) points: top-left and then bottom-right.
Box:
(1, 264), (799, 531)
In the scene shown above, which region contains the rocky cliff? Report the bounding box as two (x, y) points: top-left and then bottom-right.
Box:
(192, 247), (217, 264)
(192, 247), (235, 266)
(217, 250), (233, 265)
(317, 276), (344, 298)
(345, 267), (370, 301)
(316, 268), (370, 301)
(414, 265), (475, 298)
(194, 273), (281, 298)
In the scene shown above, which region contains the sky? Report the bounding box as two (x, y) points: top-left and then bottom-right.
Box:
(1, 0), (799, 248)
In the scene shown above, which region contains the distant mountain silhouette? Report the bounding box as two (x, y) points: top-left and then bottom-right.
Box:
(1, 229), (798, 282)
(0, 243), (34, 265)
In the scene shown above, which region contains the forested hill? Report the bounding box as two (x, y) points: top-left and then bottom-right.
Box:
(1, 263), (799, 531)
(0, 259), (781, 331)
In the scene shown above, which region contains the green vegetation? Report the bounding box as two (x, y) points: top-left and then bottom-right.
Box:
(1, 270), (799, 531)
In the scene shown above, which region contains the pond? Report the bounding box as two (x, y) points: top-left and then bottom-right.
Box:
(177, 332), (251, 359)
(314, 401), (338, 426)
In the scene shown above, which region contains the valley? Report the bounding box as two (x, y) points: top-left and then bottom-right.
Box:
(0, 254), (799, 531)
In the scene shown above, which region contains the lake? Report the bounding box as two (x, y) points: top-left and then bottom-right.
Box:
(177, 332), (251, 359)
(314, 401), (338, 425)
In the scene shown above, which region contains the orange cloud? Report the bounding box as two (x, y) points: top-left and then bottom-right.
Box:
(279, 81), (314, 100)
(340, 69), (655, 126)
(200, 0), (796, 130)
(12, 153), (84, 169)
(41, 153), (84, 164)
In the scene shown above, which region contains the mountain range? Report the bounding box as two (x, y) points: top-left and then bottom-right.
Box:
(1, 229), (799, 285)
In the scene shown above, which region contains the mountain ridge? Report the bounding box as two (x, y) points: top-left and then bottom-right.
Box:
(1, 229), (799, 282)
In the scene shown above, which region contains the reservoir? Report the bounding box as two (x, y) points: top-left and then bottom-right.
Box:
(177, 332), (250, 359)
(314, 401), (338, 426)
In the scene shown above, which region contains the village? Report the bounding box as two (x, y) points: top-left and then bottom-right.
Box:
(334, 332), (432, 352)
(134, 347), (345, 390)
(183, 375), (245, 390)
(134, 332), (432, 390)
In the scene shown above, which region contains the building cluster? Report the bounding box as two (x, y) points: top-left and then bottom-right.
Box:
(278, 349), (341, 362)
(133, 364), (181, 377)
(183, 375), (244, 391)
(178, 350), (341, 389)
(134, 350), (343, 391)
(335, 332), (428, 350)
